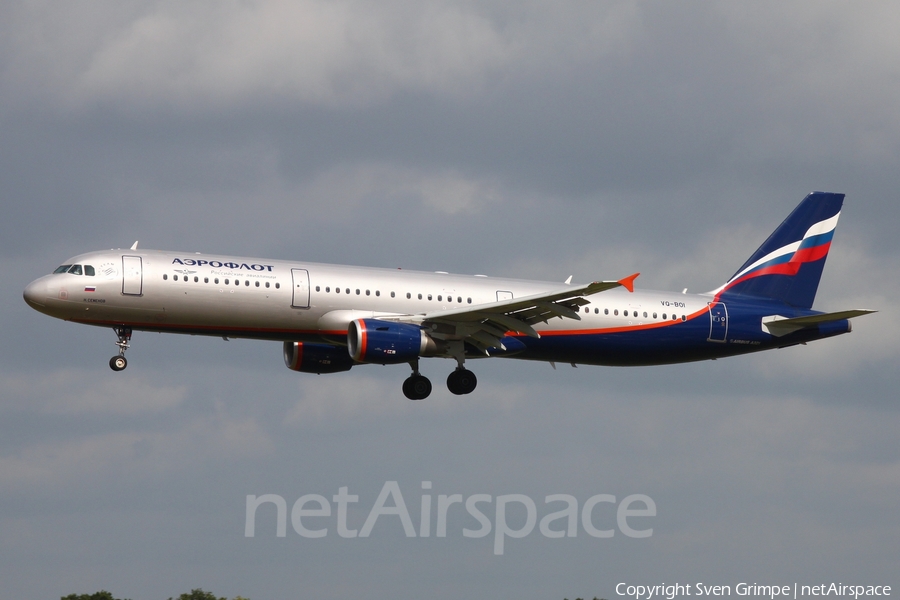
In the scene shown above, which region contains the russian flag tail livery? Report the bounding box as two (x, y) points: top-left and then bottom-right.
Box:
(712, 192), (844, 309)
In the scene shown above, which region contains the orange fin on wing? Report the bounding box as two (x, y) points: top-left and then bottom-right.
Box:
(618, 272), (640, 293)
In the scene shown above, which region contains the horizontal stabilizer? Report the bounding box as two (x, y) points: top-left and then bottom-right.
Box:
(762, 309), (876, 337)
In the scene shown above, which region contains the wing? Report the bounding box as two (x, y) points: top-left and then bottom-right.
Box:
(397, 273), (639, 353)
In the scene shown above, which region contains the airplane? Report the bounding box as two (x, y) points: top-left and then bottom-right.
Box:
(23, 192), (874, 400)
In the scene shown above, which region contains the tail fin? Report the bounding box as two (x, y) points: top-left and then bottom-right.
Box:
(711, 192), (844, 308)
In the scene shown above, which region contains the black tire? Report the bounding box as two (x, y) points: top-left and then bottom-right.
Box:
(447, 369), (477, 395)
(403, 375), (432, 400)
(109, 355), (127, 371)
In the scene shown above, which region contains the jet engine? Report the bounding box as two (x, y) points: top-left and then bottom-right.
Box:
(283, 341), (354, 374)
(347, 319), (445, 365)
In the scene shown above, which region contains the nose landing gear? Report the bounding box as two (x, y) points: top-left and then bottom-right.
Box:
(109, 327), (132, 371)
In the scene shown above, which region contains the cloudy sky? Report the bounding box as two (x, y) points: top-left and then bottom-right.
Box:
(2, 1), (898, 599)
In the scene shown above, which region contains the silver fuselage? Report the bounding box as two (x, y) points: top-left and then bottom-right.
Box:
(23, 248), (709, 350)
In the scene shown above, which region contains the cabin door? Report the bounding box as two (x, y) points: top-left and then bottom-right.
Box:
(122, 256), (143, 296)
(707, 301), (728, 342)
(291, 269), (310, 308)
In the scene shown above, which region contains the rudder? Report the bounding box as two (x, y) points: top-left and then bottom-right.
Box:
(712, 192), (844, 308)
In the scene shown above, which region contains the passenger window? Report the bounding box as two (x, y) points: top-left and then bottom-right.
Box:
(163, 274), (168, 281)
(68, 265), (83, 275)
(457, 297), (462, 303)
(315, 286), (320, 292)
(276, 283), (280, 289)
(584, 307), (589, 314)
(325, 286), (330, 292)
(266, 282), (270, 288)
(643, 312), (647, 318)
(418, 293), (423, 300)
(173, 275), (179, 281)
(390, 291), (395, 298)
(653, 312), (657, 319)
(225, 279), (229, 284)
(365, 290), (370, 296)
(54, 265), (72, 274)
(595, 308), (599, 314)
(356, 289), (360, 295)
(255, 281), (260, 287)
(204, 277), (209, 283)
(215, 278), (220, 284)
(245, 280), (250, 286)
(407, 293), (411, 299)
(375, 290), (380, 297)
(614, 309), (619, 316)
(467, 298), (472, 304)
(84, 265), (95, 276)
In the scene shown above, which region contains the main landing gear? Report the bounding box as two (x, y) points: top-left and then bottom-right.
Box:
(401, 358), (478, 400)
(446, 367), (477, 395)
(109, 327), (132, 371)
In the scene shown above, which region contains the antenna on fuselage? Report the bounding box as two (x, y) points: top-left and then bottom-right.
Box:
(130, 241), (139, 250)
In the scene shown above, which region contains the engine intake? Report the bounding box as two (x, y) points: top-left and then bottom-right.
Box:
(348, 319), (444, 364)
(283, 342), (354, 374)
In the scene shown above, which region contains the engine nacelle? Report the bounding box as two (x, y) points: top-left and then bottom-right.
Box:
(347, 319), (444, 365)
(283, 342), (354, 374)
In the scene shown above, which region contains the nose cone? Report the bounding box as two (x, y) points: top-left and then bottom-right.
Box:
(23, 278), (47, 310)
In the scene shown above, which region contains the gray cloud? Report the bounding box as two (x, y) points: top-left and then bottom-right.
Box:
(2, 1), (898, 598)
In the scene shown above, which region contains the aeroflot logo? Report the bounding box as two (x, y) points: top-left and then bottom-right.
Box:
(172, 258), (275, 271)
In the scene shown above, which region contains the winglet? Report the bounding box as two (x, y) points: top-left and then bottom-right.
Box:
(618, 272), (639, 293)
(130, 241), (139, 250)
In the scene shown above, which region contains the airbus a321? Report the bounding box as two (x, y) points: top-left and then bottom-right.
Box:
(23, 192), (874, 399)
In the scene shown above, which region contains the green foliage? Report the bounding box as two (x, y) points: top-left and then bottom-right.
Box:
(61, 592), (129, 600)
(167, 590), (226, 600)
(62, 590), (247, 600)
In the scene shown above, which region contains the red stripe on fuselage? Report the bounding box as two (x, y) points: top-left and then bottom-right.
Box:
(510, 305), (710, 337)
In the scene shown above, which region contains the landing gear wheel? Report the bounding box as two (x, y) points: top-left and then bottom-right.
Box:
(447, 368), (477, 395)
(110, 327), (132, 371)
(403, 374), (432, 400)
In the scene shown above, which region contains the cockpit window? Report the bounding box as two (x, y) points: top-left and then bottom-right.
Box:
(67, 265), (83, 275)
(53, 265), (72, 274)
(84, 265), (95, 276)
